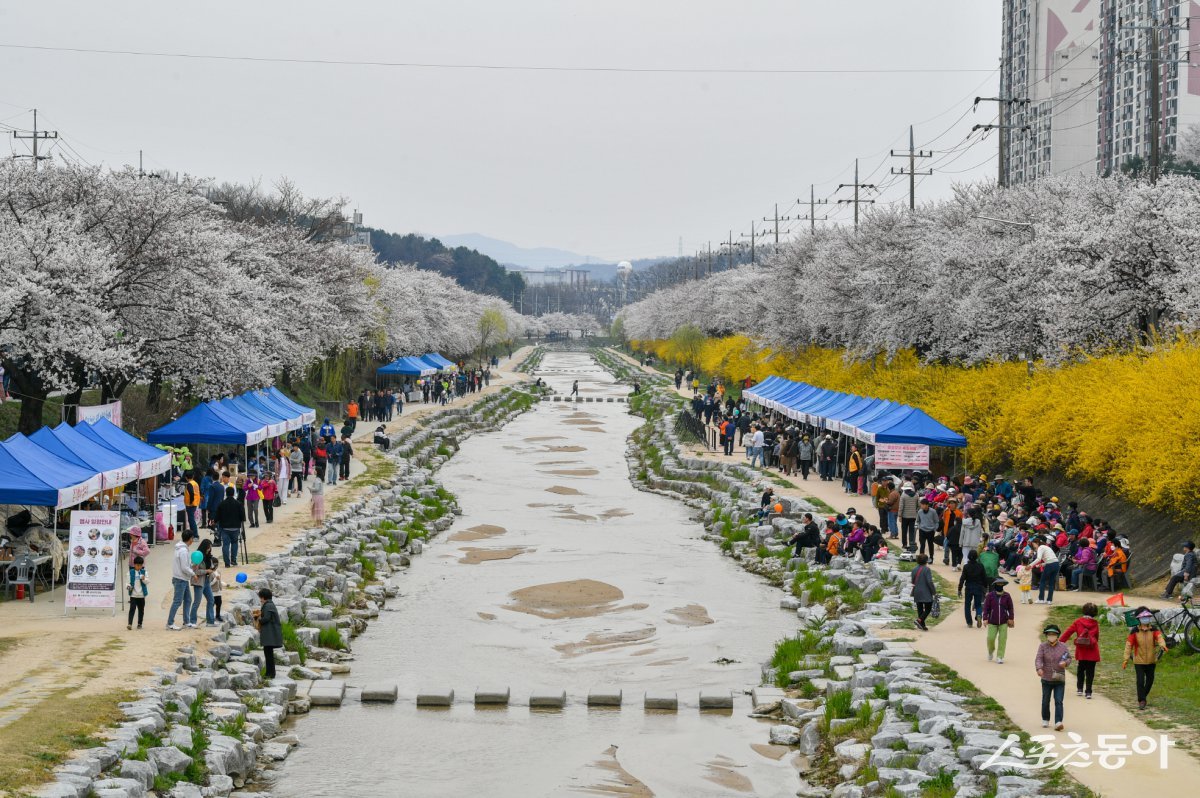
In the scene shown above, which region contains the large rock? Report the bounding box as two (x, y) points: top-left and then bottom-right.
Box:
(147, 745), (192, 776)
(769, 724), (802, 745)
(117, 760), (156, 790)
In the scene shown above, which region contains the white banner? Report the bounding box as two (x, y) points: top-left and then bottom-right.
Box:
(875, 443), (930, 470)
(65, 510), (120, 609)
(78, 400), (123, 428)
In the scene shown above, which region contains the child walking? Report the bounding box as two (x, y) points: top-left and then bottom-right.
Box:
(210, 563), (224, 623)
(1123, 608), (1168, 709)
(1015, 555), (1034, 604)
(1060, 602), (1101, 698)
(1035, 623), (1072, 730)
(127, 555), (148, 630)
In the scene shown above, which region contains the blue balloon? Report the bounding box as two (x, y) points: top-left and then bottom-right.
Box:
(235, 572), (248, 584)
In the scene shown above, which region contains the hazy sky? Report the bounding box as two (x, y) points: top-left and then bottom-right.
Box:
(0, 1), (1001, 261)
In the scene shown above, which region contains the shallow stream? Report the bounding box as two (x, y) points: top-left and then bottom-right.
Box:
(274, 351), (797, 796)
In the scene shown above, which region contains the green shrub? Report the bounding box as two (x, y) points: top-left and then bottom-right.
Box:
(281, 621), (307, 664)
(317, 626), (347, 651)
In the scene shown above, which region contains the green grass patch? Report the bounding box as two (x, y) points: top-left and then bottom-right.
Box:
(317, 626), (348, 651)
(281, 621), (308, 664)
(770, 630), (829, 687)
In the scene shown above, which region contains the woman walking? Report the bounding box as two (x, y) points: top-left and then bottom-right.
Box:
(254, 588), (283, 680)
(982, 578), (1014, 663)
(958, 549), (989, 628)
(309, 472), (325, 523)
(1123, 609), (1168, 709)
(1060, 602), (1101, 699)
(1035, 623), (1072, 730)
(260, 472), (277, 524)
(910, 554), (937, 631)
(288, 444), (304, 497)
(244, 474), (261, 529)
(1031, 536), (1061, 604)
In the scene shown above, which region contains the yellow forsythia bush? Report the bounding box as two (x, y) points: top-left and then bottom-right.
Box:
(632, 336), (1200, 521)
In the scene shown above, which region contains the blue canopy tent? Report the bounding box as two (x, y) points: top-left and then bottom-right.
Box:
(775, 384), (828, 420)
(243, 390), (304, 431)
(218, 396), (287, 439)
(147, 401), (269, 446)
(377, 356), (436, 377)
(421, 353), (456, 370)
(828, 397), (889, 435)
(76, 418), (172, 478)
(0, 434), (104, 508)
(263, 388), (316, 426)
(30, 425), (140, 491)
(860, 407), (967, 448)
(840, 400), (908, 439)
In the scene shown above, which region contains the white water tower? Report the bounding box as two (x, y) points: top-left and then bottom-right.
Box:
(617, 260), (632, 304)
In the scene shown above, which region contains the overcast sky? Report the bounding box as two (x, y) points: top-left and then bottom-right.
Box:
(0, 1), (1001, 261)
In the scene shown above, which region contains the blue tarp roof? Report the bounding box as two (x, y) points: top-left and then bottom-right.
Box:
(421, 353), (455, 370)
(377, 356), (436, 376)
(263, 388), (316, 425)
(147, 402), (268, 446)
(218, 396), (287, 438)
(30, 424), (140, 490)
(0, 434), (104, 507)
(743, 376), (966, 448)
(76, 418), (172, 477)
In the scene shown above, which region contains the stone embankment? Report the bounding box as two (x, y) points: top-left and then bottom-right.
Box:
(32, 384), (545, 798)
(620, 376), (1082, 798)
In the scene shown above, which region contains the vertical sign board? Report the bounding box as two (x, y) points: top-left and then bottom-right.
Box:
(77, 400), (123, 428)
(65, 510), (120, 610)
(874, 443), (930, 470)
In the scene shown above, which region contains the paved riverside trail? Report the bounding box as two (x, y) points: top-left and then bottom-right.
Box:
(611, 348), (1200, 797)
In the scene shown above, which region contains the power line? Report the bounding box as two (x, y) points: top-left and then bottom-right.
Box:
(0, 42), (1017, 75)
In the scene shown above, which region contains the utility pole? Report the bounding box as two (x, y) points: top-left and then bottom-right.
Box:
(797, 185), (829, 234)
(836, 159), (876, 229)
(740, 221), (760, 264)
(12, 109), (58, 171)
(763, 202), (792, 244)
(720, 230), (737, 270)
(890, 126), (934, 210)
(973, 97), (1031, 187)
(706, 241), (713, 276)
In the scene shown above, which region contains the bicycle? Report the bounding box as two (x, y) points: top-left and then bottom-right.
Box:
(1152, 591), (1200, 653)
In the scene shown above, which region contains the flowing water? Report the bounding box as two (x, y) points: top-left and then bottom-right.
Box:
(274, 352), (798, 796)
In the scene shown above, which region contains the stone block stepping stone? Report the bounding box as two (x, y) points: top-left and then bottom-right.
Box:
(751, 686), (785, 707)
(360, 684), (398, 703)
(474, 687), (510, 706)
(308, 684), (345, 707)
(416, 688), (455, 707)
(644, 691), (678, 711)
(698, 691), (734, 710)
(529, 689), (567, 708)
(588, 687), (623, 707)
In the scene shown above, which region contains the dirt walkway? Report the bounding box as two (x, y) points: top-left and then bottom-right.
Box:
(0, 348), (532, 784)
(608, 347), (1199, 793)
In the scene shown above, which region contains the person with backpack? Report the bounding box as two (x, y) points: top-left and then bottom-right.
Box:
(1123, 608), (1169, 709)
(911, 554), (937, 631)
(982, 578), (1015, 662)
(958, 549), (989, 628)
(1060, 602), (1101, 699)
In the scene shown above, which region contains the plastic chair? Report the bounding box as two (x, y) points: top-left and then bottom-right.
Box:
(4, 554), (35, 602)
(1079, 570), (1097, 592)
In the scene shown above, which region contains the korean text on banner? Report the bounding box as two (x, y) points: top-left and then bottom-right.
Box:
(78, 400), (123, 429)
(65, 510), (120, 610)
(875, 443), (930, 470)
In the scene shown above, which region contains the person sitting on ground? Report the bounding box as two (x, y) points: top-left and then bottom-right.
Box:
(787, 513), (821, 558)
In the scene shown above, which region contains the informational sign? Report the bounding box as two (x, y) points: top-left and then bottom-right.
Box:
(78, 400), (123, 428)
(65, 510), (120, 610)
(875, 443), (930, 470)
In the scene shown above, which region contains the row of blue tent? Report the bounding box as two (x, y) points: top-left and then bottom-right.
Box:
(376, 352), (456, 377)
(0, 419), (172, 508)
(742, 376), (967, 448)
(147, 387), (316, 446)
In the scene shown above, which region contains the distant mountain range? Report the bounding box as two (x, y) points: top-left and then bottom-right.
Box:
(439, 233), (669, 279)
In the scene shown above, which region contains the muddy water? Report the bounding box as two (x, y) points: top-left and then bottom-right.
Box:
(274, 352), (797, 796)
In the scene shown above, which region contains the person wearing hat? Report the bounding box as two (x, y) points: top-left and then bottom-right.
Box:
(1123, 609), (1168, 709)
(916, 499), (940, 560)
(897, 481), (919, 551)
(1035, 623), (1072, 730)
(982, 577), (1015, 662)
(1162, 541), (1197, 599)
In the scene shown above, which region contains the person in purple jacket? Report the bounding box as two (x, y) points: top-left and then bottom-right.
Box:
(1035, 623), (1072, 730)
(982, 577), (1015, 663)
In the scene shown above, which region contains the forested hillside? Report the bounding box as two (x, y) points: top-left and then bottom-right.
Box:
(369, 229), (525, 299)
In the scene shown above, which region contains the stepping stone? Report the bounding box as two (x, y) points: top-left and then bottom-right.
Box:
(644, 691), (678, 711)
(416, 688), (454, 707)
(529, 689), (567, 708)
(588, 687), (623, 707)
(309, 681), (345, 707)
(475, 687), (510, 706)
(751, 686), (785, 707)
(699, 691), (734, 710)
(360, 684), (398, 703)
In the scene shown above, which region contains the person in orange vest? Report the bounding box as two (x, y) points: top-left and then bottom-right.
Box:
(182, 471), (202, 537)
(346, 398), (359, 433)
(720, 417), (734, 455)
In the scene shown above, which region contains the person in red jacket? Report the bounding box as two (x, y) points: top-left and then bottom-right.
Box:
(1059, 602), (1102, 698)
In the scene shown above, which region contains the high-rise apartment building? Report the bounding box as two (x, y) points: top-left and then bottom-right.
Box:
(1001, 0), (1101, 185)
(1097, 0), (1200, 175)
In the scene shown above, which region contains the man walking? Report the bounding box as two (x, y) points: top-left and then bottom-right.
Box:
(1162, 541), (1197, 598)
(818, 435), (837, 481)
(167, 530), (196, 630)
(213, 487), (245, 568)
(340, 434), (354, 481)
